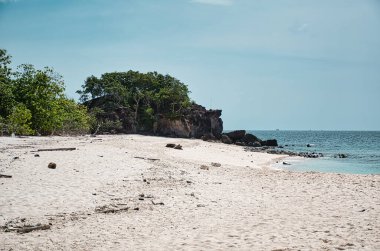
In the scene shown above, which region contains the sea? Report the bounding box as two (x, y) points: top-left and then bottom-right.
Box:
(246, 130), (380, 175)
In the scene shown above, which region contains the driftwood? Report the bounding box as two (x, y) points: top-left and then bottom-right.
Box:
(151, 200), (165, 206)
(134, 156), (160, 161)
(0, 174), (12, 178)
(4, 224), (51, 233)
(37, 148), (76, 152)
(17, 224), (51, 233)
(95, 207), (129, 214)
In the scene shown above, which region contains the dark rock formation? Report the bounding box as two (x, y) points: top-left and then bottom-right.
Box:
(85, 97), (223, 139)
(334, 153), (348, 158)
(221, 135), (233, 144)
(242, 133), (261, 145)
(261, 139), (278, 147)
(225, 130), (246, 142)
(201, 133), (217, 141)
(155, 104), (223, 139)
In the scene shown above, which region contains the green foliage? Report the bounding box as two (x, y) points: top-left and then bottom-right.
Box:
(56, 99), (90, 135)
(0, 48), (91, 136)
(77, 70), (191, 131)
(0, 49), (15, 118)
(12, 64), (66, 134)
(7, 104), (34, 135)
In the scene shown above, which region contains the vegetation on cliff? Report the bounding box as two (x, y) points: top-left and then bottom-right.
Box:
(77, 70), (192, 133)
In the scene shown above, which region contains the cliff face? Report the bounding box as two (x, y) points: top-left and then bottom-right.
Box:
(155, 104), (223, 139)
(85, 96), (223, 138)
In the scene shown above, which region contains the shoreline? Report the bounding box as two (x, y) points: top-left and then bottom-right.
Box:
(1, 135), (379, 250)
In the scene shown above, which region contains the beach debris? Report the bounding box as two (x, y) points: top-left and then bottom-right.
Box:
(48, 162), (57, 169)
(151, 200), (164, 206)
(13, 156), (19, 160)
(34, 154), (40, 157)
(283, 162), (291, 165)
(134, 156), (160, 161)
(358, 209), (366, 212)
(197, 204), (206, 208)
(211, 162), (221, 167)
(1, 218), (51, 234)
(174, 144), (183, 150)
(166, 143), (182, 150)
(0, 174), (12, 178)
(200, 165), (209, 170)
(38, 147), (76, 152)
(16, 224), (51, 234)
(95, 204), (129, 214)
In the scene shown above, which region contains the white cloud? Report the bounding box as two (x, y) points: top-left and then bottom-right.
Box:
(191, 0), (234, 6)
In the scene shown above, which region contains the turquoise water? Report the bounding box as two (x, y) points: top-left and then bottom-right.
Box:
(247, 130), (380, 174)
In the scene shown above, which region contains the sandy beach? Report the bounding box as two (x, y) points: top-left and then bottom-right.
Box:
(0, 135), (379, 250)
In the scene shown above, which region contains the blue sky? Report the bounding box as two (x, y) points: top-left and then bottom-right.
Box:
(1, 0), (380, 130)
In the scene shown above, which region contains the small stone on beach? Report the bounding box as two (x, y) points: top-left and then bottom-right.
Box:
(200, 165), (209, 170)
(48, 162), (57, 169)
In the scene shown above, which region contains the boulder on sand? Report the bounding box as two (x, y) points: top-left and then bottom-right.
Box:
(261, 139), (278, 147)
(225, 130), (246, 142)
(242, 133), (261, 144)
(221, 135), (233, 144)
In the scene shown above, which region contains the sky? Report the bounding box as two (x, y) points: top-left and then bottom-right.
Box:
(1, 0), (380, 130)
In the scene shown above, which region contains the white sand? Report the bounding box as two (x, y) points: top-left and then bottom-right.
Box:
(0, 135), (379, 250)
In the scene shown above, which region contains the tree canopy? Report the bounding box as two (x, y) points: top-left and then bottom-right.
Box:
(77, 70), (192, 132)
(0, 49), (90, 135)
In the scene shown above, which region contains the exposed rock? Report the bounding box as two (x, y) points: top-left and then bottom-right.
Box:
(156, 104), (223, 139)
(48, 162), (56, 169)
(334, 153), (348, 158)
(201, 133), (216, 141)
(221, 135), (233, 144)
(242, 133), (261, 144)
(85, 97), (223, 139)
(251, 141), (262, 147)
(225, 130), (246, 142)
(261, 139), (278, 147)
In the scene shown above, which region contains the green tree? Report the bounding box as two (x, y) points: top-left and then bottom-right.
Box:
(56, 99), (90, 135)
(7, 104), (34, 135)
(77, 70), (191, 131)
(13, 64), (66, 135)
(0, 49), (15, 118)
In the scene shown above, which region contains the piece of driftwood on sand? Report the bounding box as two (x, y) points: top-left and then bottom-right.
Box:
(37, 148), (76, 152)
(0, 174), (12, 178)
(4, 224), (51, 234)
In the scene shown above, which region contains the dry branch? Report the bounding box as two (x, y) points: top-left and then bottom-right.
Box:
(37, 148), (76, 152)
